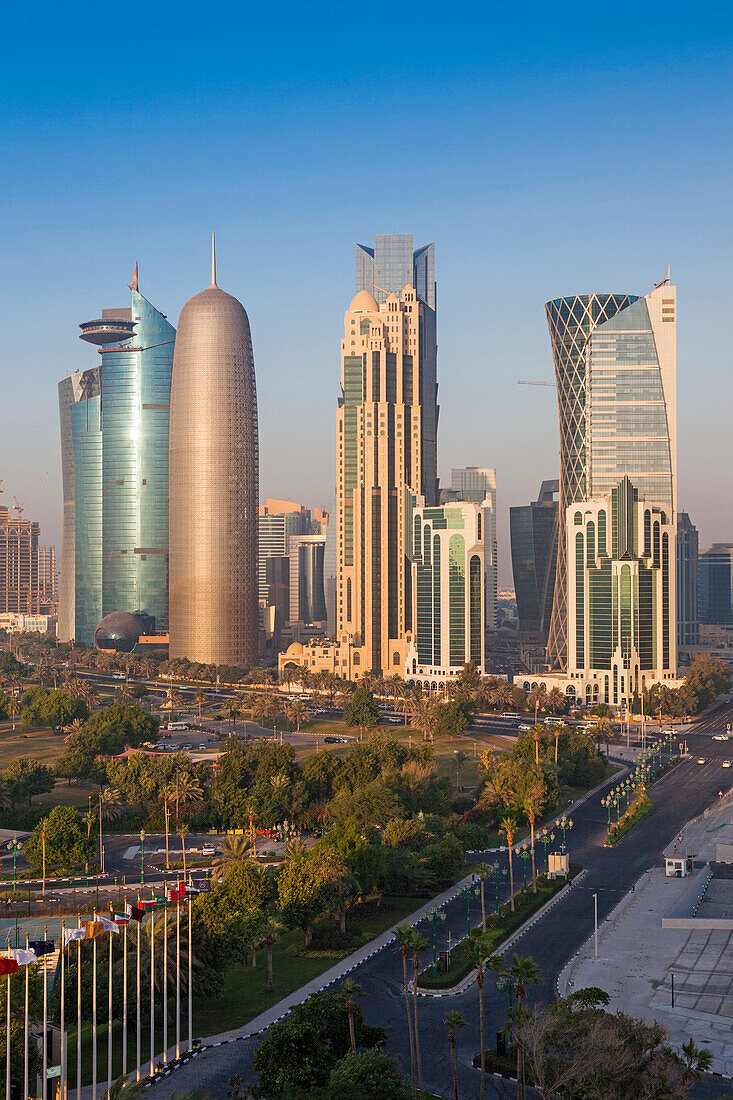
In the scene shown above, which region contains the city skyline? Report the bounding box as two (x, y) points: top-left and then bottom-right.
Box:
(4, 6), (732, 585)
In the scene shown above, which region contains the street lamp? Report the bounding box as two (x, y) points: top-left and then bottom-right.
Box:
(140, 828), (146, 885)
(427, 906), (446, 976)
(519, 845), (531, 891)
(486, 862), (506, 914)
(465, 882), (479, 937)
(558, 815), (573, 854)
(6, 837), (22, 947)
(539, 830), (554, 873)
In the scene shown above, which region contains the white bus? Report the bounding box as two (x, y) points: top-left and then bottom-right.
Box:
(164, 721), (190, 732)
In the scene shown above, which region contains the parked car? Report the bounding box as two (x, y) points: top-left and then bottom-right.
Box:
(198, 743), (207, 750)
(723, 760), (731, 769)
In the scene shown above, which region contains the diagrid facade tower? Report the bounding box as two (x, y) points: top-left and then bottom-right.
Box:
(168, 237), (259, 666)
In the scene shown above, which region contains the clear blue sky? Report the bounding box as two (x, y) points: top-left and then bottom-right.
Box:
(3, 1), (732, 584)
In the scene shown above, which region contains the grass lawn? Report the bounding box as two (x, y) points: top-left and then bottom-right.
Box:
(0, 726), (67, 767)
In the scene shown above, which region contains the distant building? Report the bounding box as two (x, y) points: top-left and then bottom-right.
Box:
(676, 512), (699, 646)
(289, 534), (327, 626)
(0, 613), (57, 636)
(510, 480), (559, 641)
(404, 497), (485, 689)
(699, 544), (733, 625)
(258, 503), (312, 605)
(60, 268), (175, 646)
(0, 507), (56, 617)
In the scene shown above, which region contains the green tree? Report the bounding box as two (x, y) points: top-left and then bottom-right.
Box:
(327, 1049), (411, 1100)
(343, 685), (381, 742)
(24, 805), (95, 869)
(277, 847), (349, 945)
(21, 686), (88, 727)
(433, 698), (472, 740)
(445, 1010), (467, 1100)
(4, 755), (55, 806)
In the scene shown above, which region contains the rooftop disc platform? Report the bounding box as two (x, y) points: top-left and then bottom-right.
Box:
(79, 317), (137, 345)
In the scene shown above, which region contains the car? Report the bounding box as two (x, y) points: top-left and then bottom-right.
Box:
(202, 845), (217, 856)
(713, 734), (726, 741)
(518, 724), (532, 731)
(723, 760), (731, 769)
(388, 717), (402, 724)
(324, 735), (346, 743)
(696, 758), (707, 765)
(181, 743), (193, 750)
(198, 744), (207, 750)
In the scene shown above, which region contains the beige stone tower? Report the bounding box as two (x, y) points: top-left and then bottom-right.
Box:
(336, 285), (438, 676)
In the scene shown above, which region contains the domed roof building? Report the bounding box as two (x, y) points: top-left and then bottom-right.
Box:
(348, 289), (379, 313)
(94, 611), (145, 653)
(168, 236), (259, 667)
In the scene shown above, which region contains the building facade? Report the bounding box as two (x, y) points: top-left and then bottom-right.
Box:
(510, 479), (559, 640)
(336, 262), (439, 677)
(289, 534), (327, 626)
(545, 281), (677, 677)
(60, 271), (175, 646)
(0, 508), (55, 616)
(258, 504), (312, 605)
(699, 544), (733, 625)
(446, 467), (498, 634)
(677, 512), (699, 646)
(540, 477), (678, 706)
(404, 497), (485, 689)
(168, 238), (259, 667)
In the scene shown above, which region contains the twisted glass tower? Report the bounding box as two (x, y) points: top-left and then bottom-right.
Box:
(168, 237), (259, 667)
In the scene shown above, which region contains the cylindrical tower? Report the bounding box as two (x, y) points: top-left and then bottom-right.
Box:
(169, 237), (259, 666)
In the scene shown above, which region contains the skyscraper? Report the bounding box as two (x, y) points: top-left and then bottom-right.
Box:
(510, 479), (559, 640)
(448, 467), (498, 633)
(168, 237), (259, 667)
(59, 271), (175, 645)
(676, 512), (699, 646)
(545, 281), (677, 673)
(336, 235), (439, 677)
(699, 545), (733, 625)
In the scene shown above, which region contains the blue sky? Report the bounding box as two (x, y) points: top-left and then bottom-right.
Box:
(3, 1), (732, 583)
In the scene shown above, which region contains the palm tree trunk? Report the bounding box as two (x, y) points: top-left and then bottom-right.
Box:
(347, 1005), (356, 1053)
(401, 951), (417, 1097)
(478, 972), (486, 1100)
(480, 879), (486, 932)
(412, 955), (425, 1097)
(508, 847), (515, 912)
(530, 821), (537, 894)
(450, 1035), (459, 1100)
(251, 942), (257, 969)
(340, 906), (346, 935)
(265, 944), (274, 993)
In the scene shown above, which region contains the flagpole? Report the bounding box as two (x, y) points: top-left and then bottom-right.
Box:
(187, 892), (192, 1052)
(5, 938), (10, 1100)
(136, 908), (141, 1083)
(175, 892), (180, 1059)
(122, 922), (128, 1078)
(149, 907), (155, 1077)
(43, 923), (48, 1100)
(61, 920), (66, 1100)
(24, 932), (29, 1100)
(107, 928), (113, 1099)
(163, 889), (168, 1063)
(92, 916), (97, 1100)
(77, 920), (82, 1100)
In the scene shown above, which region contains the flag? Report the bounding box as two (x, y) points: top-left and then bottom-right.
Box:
(154, 896), (168, 908)
(99, 917), (119, 935)
(113, 914), (129, 927)
(0, 959), (19, 975)
(167, 885), (183, 902)
(139, 898), (157, 909)
(82, 921), (103, 940)
(28, 940), (55, 957)
(10, 949), (36, 966)
(64, 928), (85, 945)
(185, 883), (201, 895)
(127, 904), (144, 923)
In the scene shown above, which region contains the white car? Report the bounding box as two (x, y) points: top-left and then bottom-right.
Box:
(723, 760), (731, 769)
(519, 724), (532, 731)
(202, 845), (217, 856)
(696, 758), (707, 765)
(713, 734), (728, 741)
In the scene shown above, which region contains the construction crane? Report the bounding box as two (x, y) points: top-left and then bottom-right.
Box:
(13, 471), (48, 520)
(517, 380), (556, 387)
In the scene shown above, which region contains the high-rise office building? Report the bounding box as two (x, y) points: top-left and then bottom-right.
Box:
(355, 235), (436, 309)
(169, 238), (259, 667)
(58, 365), (100, 640)
(447, 467), (498, 634)
(545, 280), (677, 678)
(405, 497), (485, 689)
(258, 502), (312, 605)
(677, 512), (699, 646)
(337, 236), (439, 677)
(510, 479), (559, 639)
(59, 270), (175, 646)
(0, 507), (55, 615)
(699, 544), (733, 625)
(289, 534), (327, 625)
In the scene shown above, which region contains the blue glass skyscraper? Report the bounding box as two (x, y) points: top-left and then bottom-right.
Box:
(60, 269), (175, 644)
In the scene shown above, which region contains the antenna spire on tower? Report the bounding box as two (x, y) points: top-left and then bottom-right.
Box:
(210, 232), (217, 288)
(127, 262), (138, 292)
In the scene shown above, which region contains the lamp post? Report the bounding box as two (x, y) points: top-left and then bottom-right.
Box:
(558, 815), (573, 854)
(140, 829), (145, 885)
(427, 907), (446, 976)
(7, 837), (22, 947)
(539, 830), (554, 872)
(601, 795), (612, 843)
(466, 883), (479, 937)
(519, 845), (530, 892)
(486, 862), (506, 914)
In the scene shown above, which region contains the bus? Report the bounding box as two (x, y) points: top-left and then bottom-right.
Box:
(164, 721), (190, 732)
(499, 712), (522, 721)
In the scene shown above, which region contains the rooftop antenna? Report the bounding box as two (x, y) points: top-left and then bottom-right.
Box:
(210, 231), (217, 289)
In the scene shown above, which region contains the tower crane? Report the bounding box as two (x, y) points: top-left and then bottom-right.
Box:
(13, 472), (48, 519)
(517, 380), (556, 387)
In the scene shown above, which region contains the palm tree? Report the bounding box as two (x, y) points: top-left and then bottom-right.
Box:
(7, 698), (20, 731)
(445, 1011), (466, 1100)
(523, 794), (540, 894)
(210, 834), (256, 883)
(102, 1074), (146, 1100)
(259, 917), (285, 994)
(63, 717), (85, 738)
(410, 695), (437, 742)
(546, 686), (565, 715)
(528, 684), (547, 723)
(474, 864), (492, 932)
(284, 835), (306, 862)
(409, 929), (428, 1097)
(393, 924), (418, 1097)
(269, 773), (290, 791)
(499, 816), (517, 912)
(285, 700), (308, 732)
(454, 750), (468, 790)
(194, 691), (207, 720)
(679, 1036), (713, 1087)
(83, 810), (96, 839)
(470, 933), (495, 1100)
(341, 978), (362, 1053)
(99, 787), (125, 824)
(502, 954), (541, 1099)
(171, 772), (203, 821)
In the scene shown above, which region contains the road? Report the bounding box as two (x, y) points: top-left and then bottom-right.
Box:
(147, 697), (733, 1099)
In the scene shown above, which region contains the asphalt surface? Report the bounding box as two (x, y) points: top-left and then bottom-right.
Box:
(146, 698), (733, 1100)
